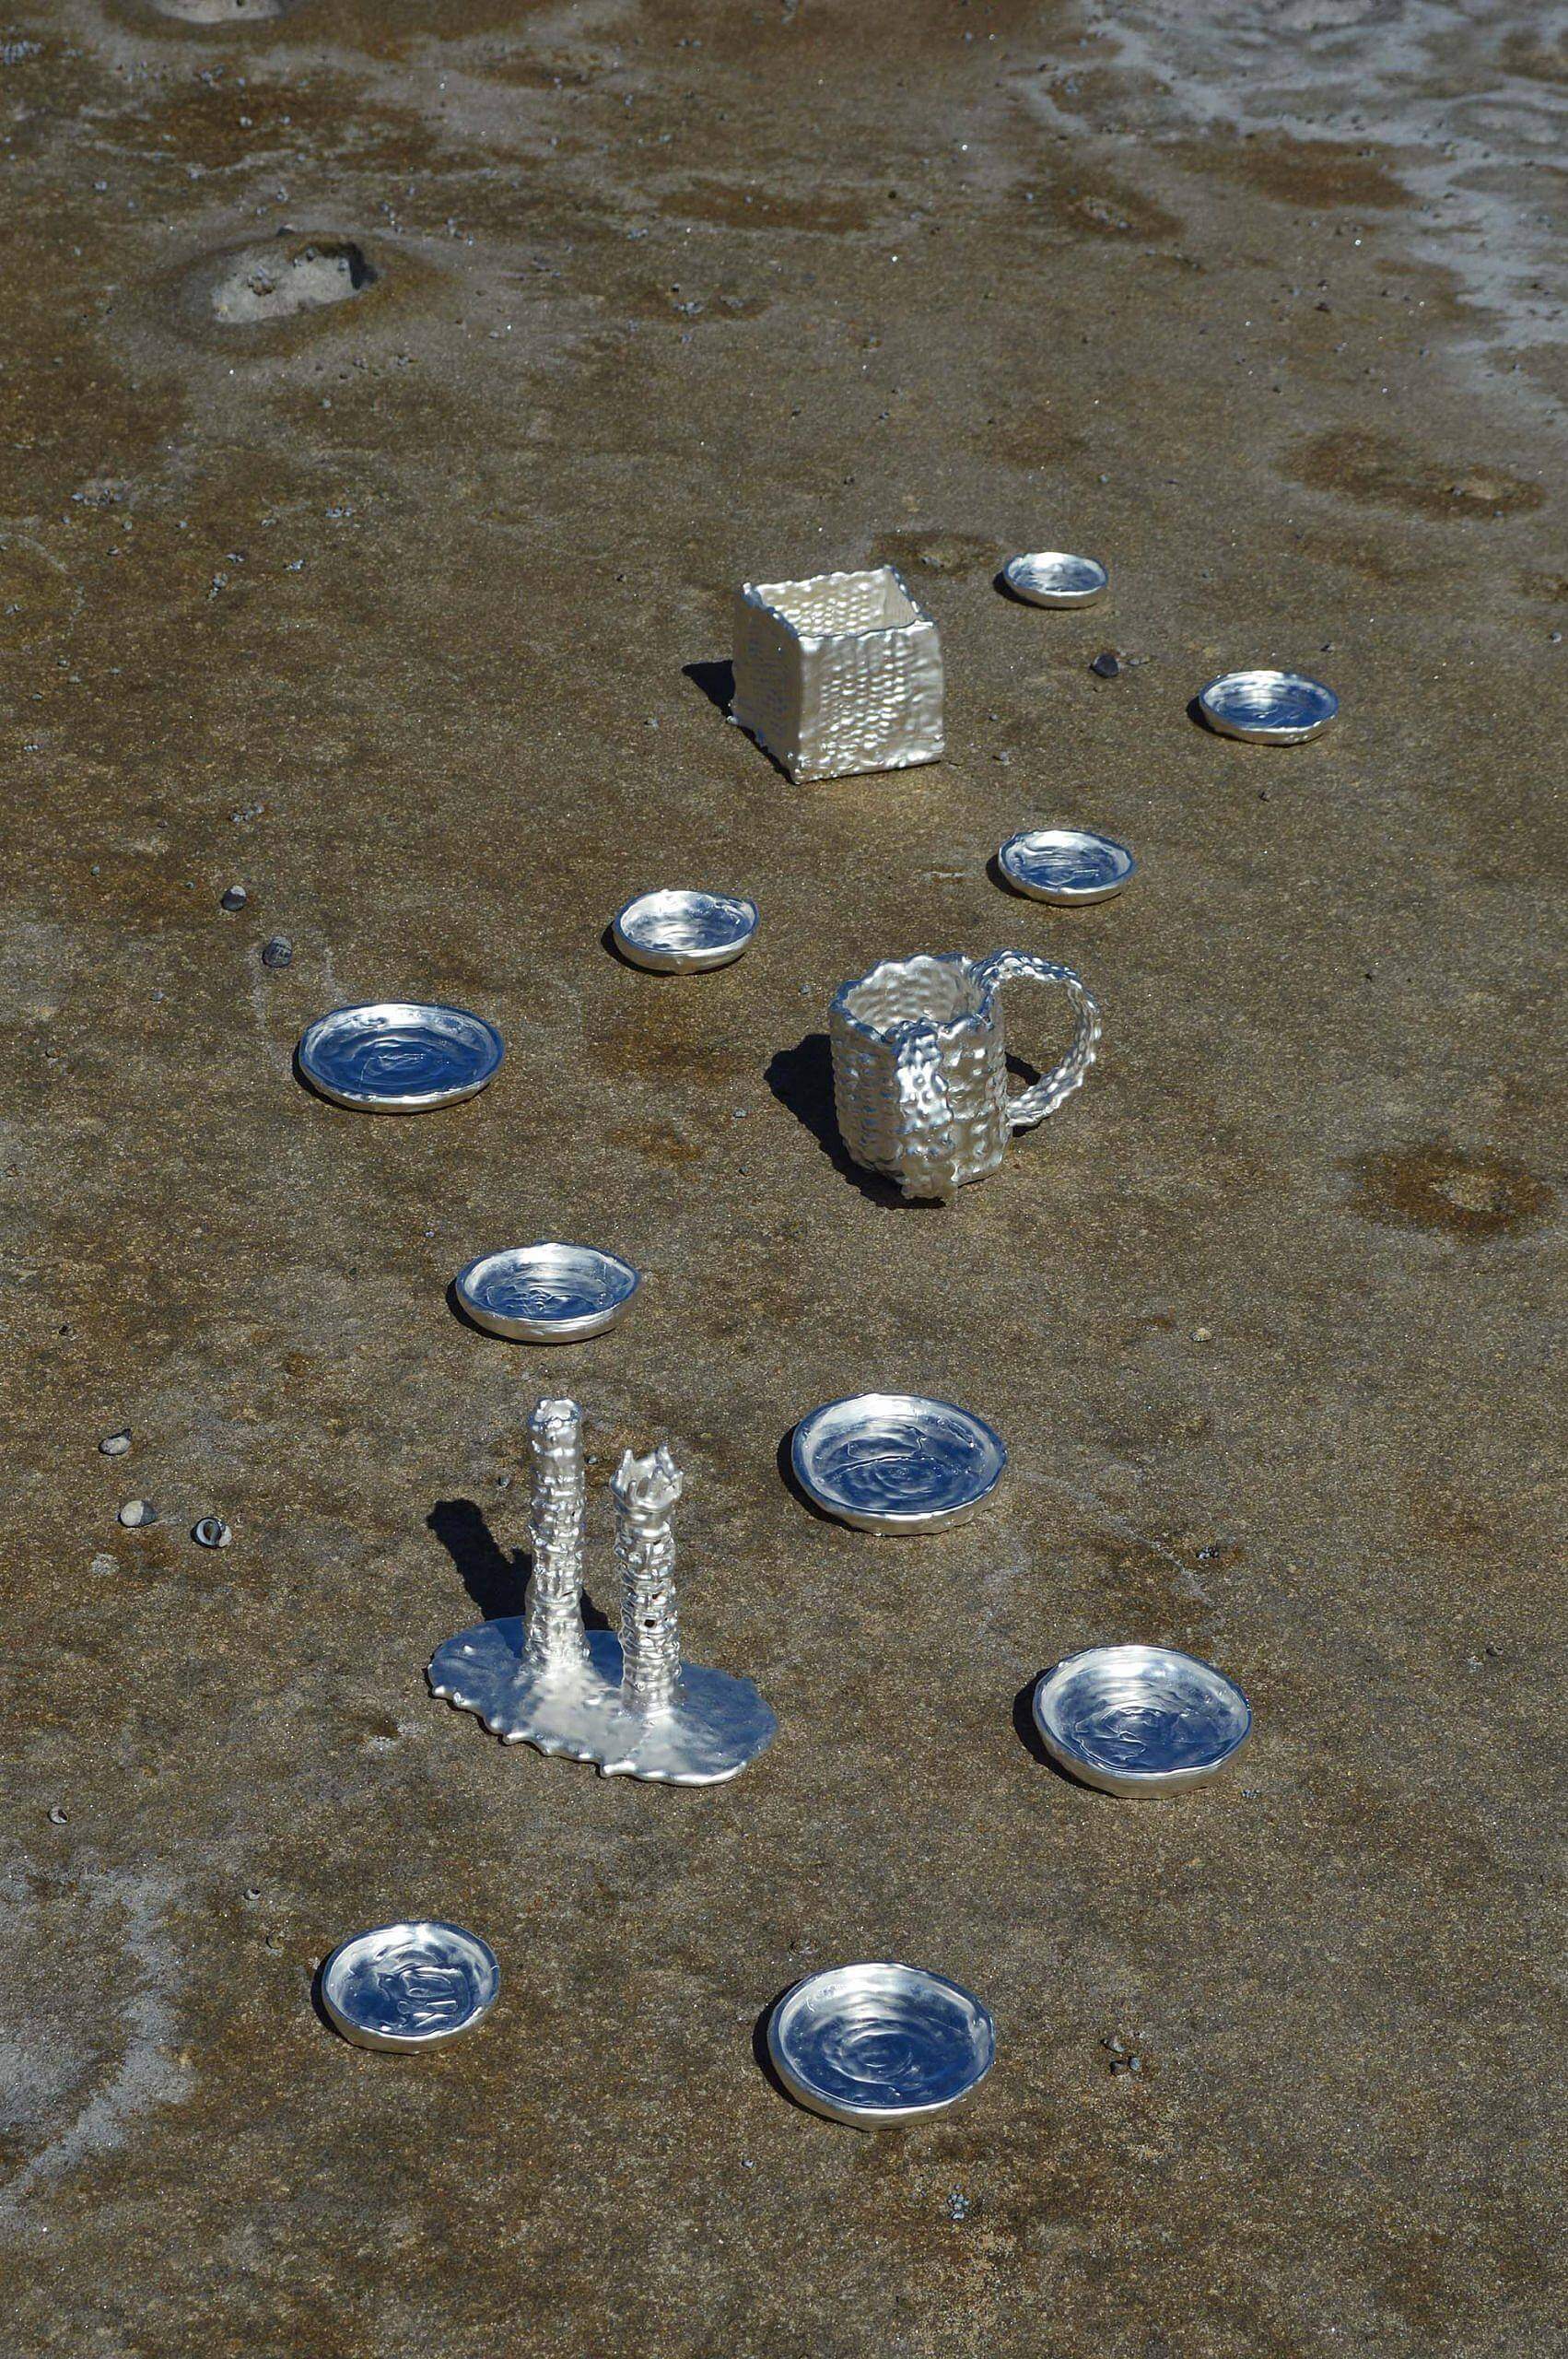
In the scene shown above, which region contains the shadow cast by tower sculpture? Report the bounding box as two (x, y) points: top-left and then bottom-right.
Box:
(428, 1397), (775, 1786)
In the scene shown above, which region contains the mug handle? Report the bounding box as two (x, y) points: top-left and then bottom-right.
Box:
(973, 951), (1102, 1133)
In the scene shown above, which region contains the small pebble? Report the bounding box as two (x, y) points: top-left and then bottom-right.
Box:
(945, 2191), (971, 2221)
(99, 1427), (132, 1456)
(193, 1515), (232, 1550)
(219, 885), (248, 912)
(1089, 651), (1122, 679)
(1191, 1325), (1213, 1343)
(48, 1805), (69, 1826)
(119, 1498), (157, 1528)
(261, 935), (293, 969)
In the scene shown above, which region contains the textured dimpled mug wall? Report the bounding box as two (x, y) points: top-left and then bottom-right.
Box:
(828, 950), (1102, 1201)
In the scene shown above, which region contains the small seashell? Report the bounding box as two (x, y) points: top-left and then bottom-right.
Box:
(193, 1515), (232, 1549)
(99, 1428), (132, 1456)
(118, 1498), (157, 1528)
(219, 885), (248, 912)
(48, 1805), (69, 1826)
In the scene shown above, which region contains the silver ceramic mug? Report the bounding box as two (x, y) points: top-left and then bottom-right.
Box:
(829, 951), (1101, 1201)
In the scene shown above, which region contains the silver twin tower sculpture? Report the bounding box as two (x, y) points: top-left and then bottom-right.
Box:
(428, 1398), (776, 1784)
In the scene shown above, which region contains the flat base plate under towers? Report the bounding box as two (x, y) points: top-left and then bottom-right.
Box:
(427, 1621), (777, 1785)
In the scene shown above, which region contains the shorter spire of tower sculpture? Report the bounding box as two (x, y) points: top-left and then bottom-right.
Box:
(612, 1445), (684, 1715)
(428, 1399), (775, 1786)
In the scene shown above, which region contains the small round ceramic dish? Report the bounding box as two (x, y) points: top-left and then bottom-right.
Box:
(612, 890), (758, 973)
(1002, 550), (1107, 607)
(454, 1242), (639, 1343)
(1032, 1644), (1252, 1797)
(298, 1003), (504, 1113)
(1198, 669), (1338, 745)
(998, 827), (1136, 905)
(319, 1919), (500, 2052)
(767, 1963), (996, 2129)
(790, 1393), (1006, 1532)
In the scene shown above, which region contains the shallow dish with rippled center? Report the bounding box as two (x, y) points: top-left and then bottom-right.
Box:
(998, 826), (1136, 905)
(790, 1392), (1005, 1532)
(319, 1919), (499, 2052)
(612, 889), (758, 973)
(1198, 669), (1338, 745)
(768, 1962), (995, 2128)
(298, 1002), (504, 1112)
(1001, 550), (1107, 607)
(1032, 1643), (1251, 1796)
(454, 1242), (639, 1342)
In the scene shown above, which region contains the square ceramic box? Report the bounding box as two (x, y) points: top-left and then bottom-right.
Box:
(731, 567), (944, 783)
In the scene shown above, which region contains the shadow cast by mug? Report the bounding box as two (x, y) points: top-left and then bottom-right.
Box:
(764, 1033), (910, 1208)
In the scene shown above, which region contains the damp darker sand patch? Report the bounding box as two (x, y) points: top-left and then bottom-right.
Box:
(0, 538), (79, 644)
(650, 179), (872, 236)
(1175, 132), (1410, 212)
(1292, 528), (1447, 590)
(123, 71), (447, 184)
(1349, 1145), (1552, 1238)
(1031, 178), (1184, 244)
(1292, 429), (1545, 521)
(874, 531), (1001, 579)
(1499, 29), (1568, 85)
(983, 401), (1090, 474)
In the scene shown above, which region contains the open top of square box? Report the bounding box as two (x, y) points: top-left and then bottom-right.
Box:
(744, 567), (926, 645)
